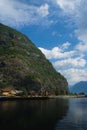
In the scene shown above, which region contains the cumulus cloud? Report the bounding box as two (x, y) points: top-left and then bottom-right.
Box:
(39, 42), (87, 85)
(53, 57), (86, 68)
(60, 68), (87, 85)
(39, 47), (76, 59)
(55, 0), (80, 14)
(0, 0), (49, 26)
(39, 42), (76, 59)
(37, 4), (49, 17)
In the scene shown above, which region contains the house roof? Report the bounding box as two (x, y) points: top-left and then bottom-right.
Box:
(2, 87), (14, 92)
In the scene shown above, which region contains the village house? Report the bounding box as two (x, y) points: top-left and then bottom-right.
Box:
(2, 87), (12, 96)
(1, 87), (23, 96)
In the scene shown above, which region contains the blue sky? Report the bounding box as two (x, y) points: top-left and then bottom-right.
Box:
(0, 0), (87, 86)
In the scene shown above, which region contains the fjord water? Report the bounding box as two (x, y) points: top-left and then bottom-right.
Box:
(0, 98), (87, 130)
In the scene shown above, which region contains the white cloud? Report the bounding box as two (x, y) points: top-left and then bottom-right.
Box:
(75, 29), (87, 43)
(74, 1), (87, 55)
(75, 42), (87, 53)
(0, 0), (49, 26)
(39, 42), (87, 85)
(55, 0), (80, 15)
(37, 4), (49, 17)
(53, 57), (86, 68)
(39, 42), (76, 60)
(39, 47), (76, 59)
(60, 68), (87, 85)
(61, 42), (71, 49)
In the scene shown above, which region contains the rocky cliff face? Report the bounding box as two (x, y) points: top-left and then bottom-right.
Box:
(0, 23), (69, 95)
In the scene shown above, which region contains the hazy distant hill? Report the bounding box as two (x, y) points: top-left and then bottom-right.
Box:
(0, 23), (69, 95)
(70, 81), (87, 94)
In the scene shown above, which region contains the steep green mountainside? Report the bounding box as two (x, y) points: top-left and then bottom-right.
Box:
(0, 23), (68, 95)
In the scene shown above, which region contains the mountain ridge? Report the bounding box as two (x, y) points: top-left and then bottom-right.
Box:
(70, 81), (87, 94)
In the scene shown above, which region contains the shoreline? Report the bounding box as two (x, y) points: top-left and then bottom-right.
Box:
(0, 94), (87, 101)
(0, 96), (49, 101)
(49, 95), (87, 99)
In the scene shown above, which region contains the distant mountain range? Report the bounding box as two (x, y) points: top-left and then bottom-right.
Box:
(70, 81), (87, 94)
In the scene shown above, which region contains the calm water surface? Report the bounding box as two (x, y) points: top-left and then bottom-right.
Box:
(0, 98), (87, 130)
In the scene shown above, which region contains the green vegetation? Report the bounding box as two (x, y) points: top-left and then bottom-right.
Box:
(0, 23), (69, 95)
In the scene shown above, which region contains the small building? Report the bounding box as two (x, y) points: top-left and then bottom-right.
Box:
(10, 90), (17, 95)
(1, 87), (23, 96)
(2, 87), (15, 96)
(15, 90), (23, 96)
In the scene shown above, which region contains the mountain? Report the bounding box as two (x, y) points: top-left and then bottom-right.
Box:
(0, 23), (69, 95)
(70, 81), (87, 94)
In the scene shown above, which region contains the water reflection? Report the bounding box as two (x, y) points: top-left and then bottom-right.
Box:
(55, 98), (87, 130)
(0, 99), (68, 130)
